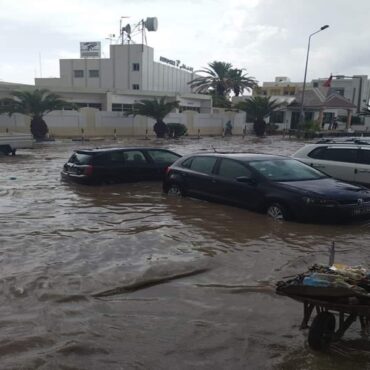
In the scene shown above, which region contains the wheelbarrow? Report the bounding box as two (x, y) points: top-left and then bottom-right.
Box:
(277, 290), (370, 351)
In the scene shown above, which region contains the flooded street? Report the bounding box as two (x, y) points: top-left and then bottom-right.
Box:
(1, 136), (370, 370)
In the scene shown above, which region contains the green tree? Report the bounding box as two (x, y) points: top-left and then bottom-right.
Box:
(188, 61), (258, 108)
(188, 61), (233, 96)
(0, 89), (73, 140)
(235, 96), (282, 137)
(129, 97), (179, 138)
(228, 68), (257, 97)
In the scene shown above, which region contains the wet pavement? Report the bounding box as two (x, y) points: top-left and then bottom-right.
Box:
(1, 136), (370, 369)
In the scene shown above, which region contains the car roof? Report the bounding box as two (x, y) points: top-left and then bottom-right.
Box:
(75, 147), (176, 155)
(316, 137), (370, 145)
(182, 152), (288, 161)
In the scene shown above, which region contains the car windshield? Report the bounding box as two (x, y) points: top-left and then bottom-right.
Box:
(70, 153), (92, 165)
(248, 159), (327, 181)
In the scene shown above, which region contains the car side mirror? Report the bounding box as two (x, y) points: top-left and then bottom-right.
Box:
(236, 176), (257, 185)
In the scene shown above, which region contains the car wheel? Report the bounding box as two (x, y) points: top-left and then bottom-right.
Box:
(266, 202), (290, 221)
(308, 312), (336, 351)
(167, 183), (185, 197)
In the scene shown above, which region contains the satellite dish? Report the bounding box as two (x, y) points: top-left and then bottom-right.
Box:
(144, 17), (158, 32)
(123, 24), (131, 34)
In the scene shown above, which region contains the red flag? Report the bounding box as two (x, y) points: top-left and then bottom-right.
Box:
(323, 74), (332, 87)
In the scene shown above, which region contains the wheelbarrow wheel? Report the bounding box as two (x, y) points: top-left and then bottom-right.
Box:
(308, 312), (336, 351)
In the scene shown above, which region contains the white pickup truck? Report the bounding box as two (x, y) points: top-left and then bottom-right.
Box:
(0, 133), (33, 155)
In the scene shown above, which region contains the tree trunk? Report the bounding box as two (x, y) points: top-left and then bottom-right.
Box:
(30, 117), (49, 140)
(153, 120), (168, 138)
(253, 119), (266, 137)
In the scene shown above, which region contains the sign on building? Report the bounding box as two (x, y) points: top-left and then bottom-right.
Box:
(80, 42), (101, 58)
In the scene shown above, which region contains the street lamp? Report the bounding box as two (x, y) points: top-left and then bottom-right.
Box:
(299, 25), (329, 125)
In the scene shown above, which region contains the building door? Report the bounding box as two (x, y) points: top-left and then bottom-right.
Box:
(290, 112), (300, 129)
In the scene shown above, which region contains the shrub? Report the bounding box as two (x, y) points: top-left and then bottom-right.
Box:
(166, 123), (188, 138)
(351, 116), (363, 125)
(296, 120), (321, 139)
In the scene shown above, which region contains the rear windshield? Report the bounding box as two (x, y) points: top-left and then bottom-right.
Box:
(249, 159), (327, 181)
(69, 153), (92, 165)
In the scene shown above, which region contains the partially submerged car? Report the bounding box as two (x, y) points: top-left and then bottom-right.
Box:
(292, 140), (370, 187)
(163, 152), (370, 223)
(0, 133), (33, 155)
(61, 147), (181, 184)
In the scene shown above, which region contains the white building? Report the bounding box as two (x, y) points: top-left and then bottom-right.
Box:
(35, 43), (212, 113)
(312, 75), (370, 114)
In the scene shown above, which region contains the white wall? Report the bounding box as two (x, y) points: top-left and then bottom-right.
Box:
(0, 109), (247, 137)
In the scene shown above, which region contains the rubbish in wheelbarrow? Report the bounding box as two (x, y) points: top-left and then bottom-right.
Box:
(276, 259), (370, 350)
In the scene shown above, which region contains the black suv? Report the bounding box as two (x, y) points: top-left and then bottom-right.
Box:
(61, 147), (181, 184)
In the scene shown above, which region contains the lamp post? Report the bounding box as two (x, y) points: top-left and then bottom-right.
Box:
(299, 25), (329, 126)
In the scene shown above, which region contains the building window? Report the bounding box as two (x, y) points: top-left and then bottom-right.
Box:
(179, 106), (200, 113)
(132, 84), (140, 90)
(112, 103), (133, 112)
(313, 82), (319, 88)
(334, 88), (344, 96)
(89, 70), (99, 78)
(74, 70), (84, 78)
(270, 111), (285, 123)
(75, 103), (102, 110)
(132, 63), (140, 71)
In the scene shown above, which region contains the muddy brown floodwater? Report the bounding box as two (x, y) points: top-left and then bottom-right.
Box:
(1, 136), (370, 370)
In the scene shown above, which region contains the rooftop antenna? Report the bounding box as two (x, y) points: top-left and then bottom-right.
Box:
(119, 16), (130, 44)
(105, 33), (116, 45)
(122, 24), (132, 44)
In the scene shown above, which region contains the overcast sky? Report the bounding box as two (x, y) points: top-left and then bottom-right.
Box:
(1, 0), (370, 86)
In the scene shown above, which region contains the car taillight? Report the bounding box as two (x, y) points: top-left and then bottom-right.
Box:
(165, 166), (171, 175)
(84, 165), (93, 176)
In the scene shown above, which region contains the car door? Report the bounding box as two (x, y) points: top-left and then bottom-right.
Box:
(122, 150), (153, 182)
(94, 151), (125, 183)
(354, 147), (370, 186)
(184, 156), (218, 197)
(145, 149), (181, 180)
(213, 158), (263, 209)
(307, 146), (357, 183)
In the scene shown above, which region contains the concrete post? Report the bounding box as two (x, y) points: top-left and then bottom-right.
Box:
(346, 109), (352, 130)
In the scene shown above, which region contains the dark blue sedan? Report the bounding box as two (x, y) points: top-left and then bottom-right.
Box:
(163, 152), (370, 223)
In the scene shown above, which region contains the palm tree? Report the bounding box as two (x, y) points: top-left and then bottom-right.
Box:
(188, 61), (233, 96)
(235, 96), (282, 137)
(0, 89), (73, 140)
(228, 68), (257, 97)
(129, 97), (179, 138)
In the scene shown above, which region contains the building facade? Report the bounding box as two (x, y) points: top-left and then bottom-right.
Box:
(34, 43), (212, 113)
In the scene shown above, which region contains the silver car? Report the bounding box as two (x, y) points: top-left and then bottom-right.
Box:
(292, 140), (370, 187)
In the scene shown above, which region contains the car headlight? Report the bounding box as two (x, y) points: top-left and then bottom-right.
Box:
(302, 197), (337, 206)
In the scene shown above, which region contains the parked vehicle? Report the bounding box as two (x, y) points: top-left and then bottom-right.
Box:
(163, 152), (370, 223)
(0, 133), (33, 155)
(61, 147), (181, 184)
(292, 141), (370, 187)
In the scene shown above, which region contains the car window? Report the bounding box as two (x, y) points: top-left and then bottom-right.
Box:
(324, 148), (358, 162)
(309, 147), (358, 163)
(147, 150), (180, 164)
(249, 159), (326, 181)
(70, 153), (92, 165)
(94, 153), (114, 165)
(123, 150), (148, 164)
(218, 158), (251, 179)
(308, 147), (327, 159)
(358, 148), (370, 165)
(108, 151), (126, 162)
(189, 156), (217, 174)
(181, 157), (193, 168)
